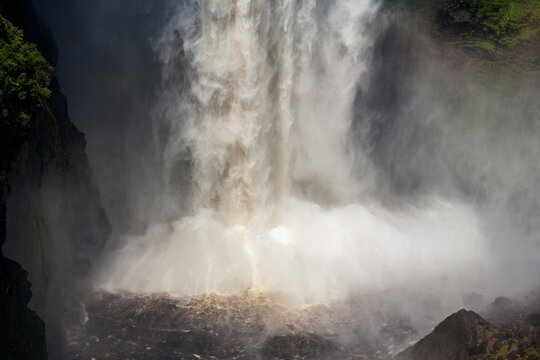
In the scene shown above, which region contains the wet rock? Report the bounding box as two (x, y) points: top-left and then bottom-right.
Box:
(396, 309), (494, 360)
(65, 291), (417, 359)
(396, 308), (540, 360)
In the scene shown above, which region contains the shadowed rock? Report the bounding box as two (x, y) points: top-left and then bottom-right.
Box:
(0, 257), (47, 359)
(396, 309), (494, 360)
(397, 308), (540, 360)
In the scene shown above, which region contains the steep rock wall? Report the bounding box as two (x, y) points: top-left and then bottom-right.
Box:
(0, 0), (110, 357)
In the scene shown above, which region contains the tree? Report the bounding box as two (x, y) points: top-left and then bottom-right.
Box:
(0, 15), (51, 185)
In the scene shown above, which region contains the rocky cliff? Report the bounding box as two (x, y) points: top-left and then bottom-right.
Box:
(0, 0), (110, 357)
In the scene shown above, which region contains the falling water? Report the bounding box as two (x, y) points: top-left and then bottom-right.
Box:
(102, 0), (490, 305)
(162, 0), (378, 225)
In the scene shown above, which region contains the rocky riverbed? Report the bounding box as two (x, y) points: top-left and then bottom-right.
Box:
(63, 291), (540, 360)
(63, 291), (421, 360)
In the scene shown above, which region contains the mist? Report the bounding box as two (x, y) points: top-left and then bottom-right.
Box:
(28, 0), (540, 351)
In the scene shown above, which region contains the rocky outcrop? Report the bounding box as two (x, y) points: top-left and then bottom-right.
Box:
(5, 76), (111, 353)
(397, 309), (540, 360)
(0, 4), (51, 359)
(435, 0), (540, 68)
(0, 256), (47, 360)
(397, 309), (496, 360)
(0, 0), (110, 357)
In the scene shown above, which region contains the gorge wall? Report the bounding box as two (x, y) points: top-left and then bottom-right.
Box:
(0, 0), (110, 357)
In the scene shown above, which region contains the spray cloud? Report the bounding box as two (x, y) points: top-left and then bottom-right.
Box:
(96, 0), (509, 314)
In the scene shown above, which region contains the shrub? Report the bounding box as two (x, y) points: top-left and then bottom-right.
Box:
(0, 15), (51, 184)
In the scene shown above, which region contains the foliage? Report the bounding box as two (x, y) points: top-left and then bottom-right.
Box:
(0, 15), (51, 185)
(383, 0), (540, 46)
(471, 0), (540, 44)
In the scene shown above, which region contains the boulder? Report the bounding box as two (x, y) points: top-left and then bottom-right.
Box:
(396, 309), (496, 360)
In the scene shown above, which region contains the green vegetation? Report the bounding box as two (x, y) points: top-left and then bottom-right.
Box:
(491, 341), (519, 359)
(484, 325), (498, 340)
(403, 0), (540, 74)
(474, 40), (497, 53)
(524, 346), (540, 358)
(0, 15), (51, 185)
(461, 0), (540, 73)
(385, 0), (540, 60)
(472, 0), (540, 44)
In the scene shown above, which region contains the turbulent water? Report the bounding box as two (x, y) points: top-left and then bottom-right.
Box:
(160, 0), (378, 220)
(102, 0), (495, 309)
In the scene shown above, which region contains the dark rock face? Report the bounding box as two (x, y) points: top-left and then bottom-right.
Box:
(0, 0), (110, 357)
(4, 80), (110, 353)
(397, 309), (493, 360)
(2, 0), (110, 297)
(0, 257), (47, 360)
(5, 72), (111, 345)
(0, 2), (51, 359)
(397, 309), (540, 360)
(436, 0), (475, 30)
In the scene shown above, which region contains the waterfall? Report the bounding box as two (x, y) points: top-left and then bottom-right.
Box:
(157, 0), (378, 227)
(101, 0), (488, 305)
